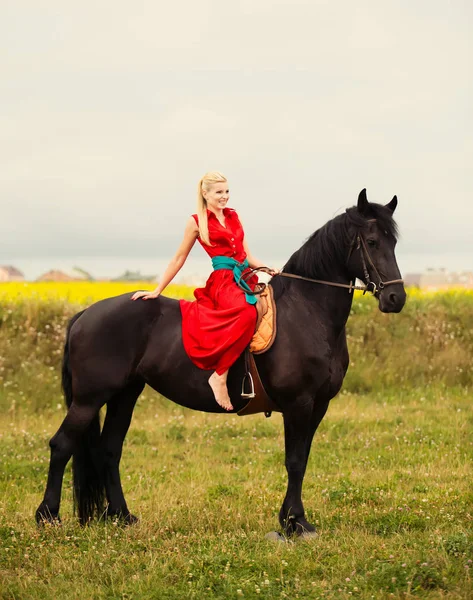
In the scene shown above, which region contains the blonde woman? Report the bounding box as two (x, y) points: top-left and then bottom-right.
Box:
(131, 172), (277, 411)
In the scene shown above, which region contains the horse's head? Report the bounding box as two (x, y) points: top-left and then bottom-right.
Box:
(346, 189), (406, 313)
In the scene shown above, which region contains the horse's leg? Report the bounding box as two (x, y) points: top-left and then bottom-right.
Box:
(279, 399), (329, 536)
(100, 379), (145, 523)
(35, 399), (104, 524)
(304, 399), (330, 465)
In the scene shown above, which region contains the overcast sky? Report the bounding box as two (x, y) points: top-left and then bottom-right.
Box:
(1, 0), (472, 277)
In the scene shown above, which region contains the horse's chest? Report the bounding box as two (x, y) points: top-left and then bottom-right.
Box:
(325, 337), (349, 397)
(303, 335), (349, 399)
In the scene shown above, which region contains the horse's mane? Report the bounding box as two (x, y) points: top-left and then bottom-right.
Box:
(273, 203), (398, 288)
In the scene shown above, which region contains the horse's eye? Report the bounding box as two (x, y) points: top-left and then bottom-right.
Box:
(367, 239), (376, 247)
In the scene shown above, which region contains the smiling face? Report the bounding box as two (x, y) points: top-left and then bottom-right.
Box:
(202, 181), (229, 213)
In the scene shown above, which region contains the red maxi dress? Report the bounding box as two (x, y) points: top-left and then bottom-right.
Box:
(179, 208), (258, 375)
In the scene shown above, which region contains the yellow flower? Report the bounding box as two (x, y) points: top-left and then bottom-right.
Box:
(0, 282), (195, 305)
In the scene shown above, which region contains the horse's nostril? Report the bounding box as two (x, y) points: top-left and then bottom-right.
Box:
(389, 292), (397, 304)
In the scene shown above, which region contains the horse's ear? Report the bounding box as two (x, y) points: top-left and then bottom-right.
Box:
(385, 195), (397, 214)
(357, 188), (369, 214)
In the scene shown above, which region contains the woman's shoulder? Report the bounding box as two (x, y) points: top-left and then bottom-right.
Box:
(224, 207), (238, 218)
(188, 214), (200, 231)
(226, 208), (244, 226)
(184, 215), (199, 239)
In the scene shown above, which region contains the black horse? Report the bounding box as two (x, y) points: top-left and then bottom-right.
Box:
(36, 189), (406, 535)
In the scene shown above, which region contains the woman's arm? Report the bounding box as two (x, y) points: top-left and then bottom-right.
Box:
(131, 217), (199, 300)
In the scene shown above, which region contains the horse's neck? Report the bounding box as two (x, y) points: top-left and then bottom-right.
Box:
(275, 224), (359, 337)
(276, 276), (354, 337)
(306, 285), (353, 330)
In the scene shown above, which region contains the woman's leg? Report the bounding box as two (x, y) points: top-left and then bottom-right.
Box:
(206, 280), (257, 411)
(208, 369), (232, 411)
(208, 301), (257, 411)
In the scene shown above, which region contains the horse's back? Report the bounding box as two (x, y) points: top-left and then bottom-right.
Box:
(67, 294), (180, 397)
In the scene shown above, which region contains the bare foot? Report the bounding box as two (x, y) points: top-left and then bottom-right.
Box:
(208, 372), (233, 411)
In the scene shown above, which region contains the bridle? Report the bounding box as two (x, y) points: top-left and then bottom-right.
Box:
(238, 230), (404, 296)
(351, 232), (404, 294)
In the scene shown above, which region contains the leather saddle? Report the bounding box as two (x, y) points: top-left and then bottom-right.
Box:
(237, 284), (280, 417)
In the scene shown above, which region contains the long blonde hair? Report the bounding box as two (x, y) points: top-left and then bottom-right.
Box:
(197, 171), (227, 245)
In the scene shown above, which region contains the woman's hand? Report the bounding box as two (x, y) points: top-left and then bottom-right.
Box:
(131, 290), (160, 301)
(268, 268), (280, 277)
(130, 218), (198, 303)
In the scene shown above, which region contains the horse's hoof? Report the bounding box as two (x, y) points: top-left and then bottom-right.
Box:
(35, 506), (61, 527)
(124, 513), (139, 525)
(105, 509), (139, 526)
(300, 530), (318, 540)
(265, 531), (287, 543)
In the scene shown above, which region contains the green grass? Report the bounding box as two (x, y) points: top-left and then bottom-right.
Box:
(1, 290), (472, 414)
(0, 291), (472, 598)
(0, 386), (471, 599)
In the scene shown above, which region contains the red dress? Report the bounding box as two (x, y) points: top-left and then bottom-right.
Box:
(179, 208), (257, 375)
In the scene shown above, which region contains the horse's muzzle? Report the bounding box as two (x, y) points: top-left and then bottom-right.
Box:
(378, 284), (407, 313)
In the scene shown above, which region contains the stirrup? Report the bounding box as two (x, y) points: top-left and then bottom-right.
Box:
(241, 372), (255, 399)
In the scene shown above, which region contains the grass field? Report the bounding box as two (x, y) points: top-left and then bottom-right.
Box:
(0, 284), (472, 599)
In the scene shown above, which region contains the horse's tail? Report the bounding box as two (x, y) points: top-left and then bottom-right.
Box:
(62, 310), (85, 409)
(62, 310), (106, 524)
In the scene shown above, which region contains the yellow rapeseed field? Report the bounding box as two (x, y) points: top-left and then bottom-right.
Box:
(0, 281), (196, 304)
(402, 286), (473, 299)
(0, 281), (471, 307)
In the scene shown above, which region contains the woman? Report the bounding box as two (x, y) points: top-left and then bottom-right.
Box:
(131, 171), (277, 411)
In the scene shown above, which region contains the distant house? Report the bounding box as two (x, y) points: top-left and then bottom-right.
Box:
(404, 273), (422, 287)
(0, 265), (24, 282)
(455, 271), (473, 288)
(408, 269), (473, 290)
(36, 267), (93, 282)
(36, 270), (76, 282)
(112, 270), (156, 282)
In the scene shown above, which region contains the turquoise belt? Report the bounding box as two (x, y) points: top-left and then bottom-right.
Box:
(211, 256), (257, 305)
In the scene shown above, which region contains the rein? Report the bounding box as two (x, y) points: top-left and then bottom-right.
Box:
(278, 272), (366, 292)
(237, 232), (403, 296)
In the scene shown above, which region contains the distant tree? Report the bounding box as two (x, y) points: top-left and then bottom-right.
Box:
(72, 266), (95, 281)
(112, 270), (155, 282)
